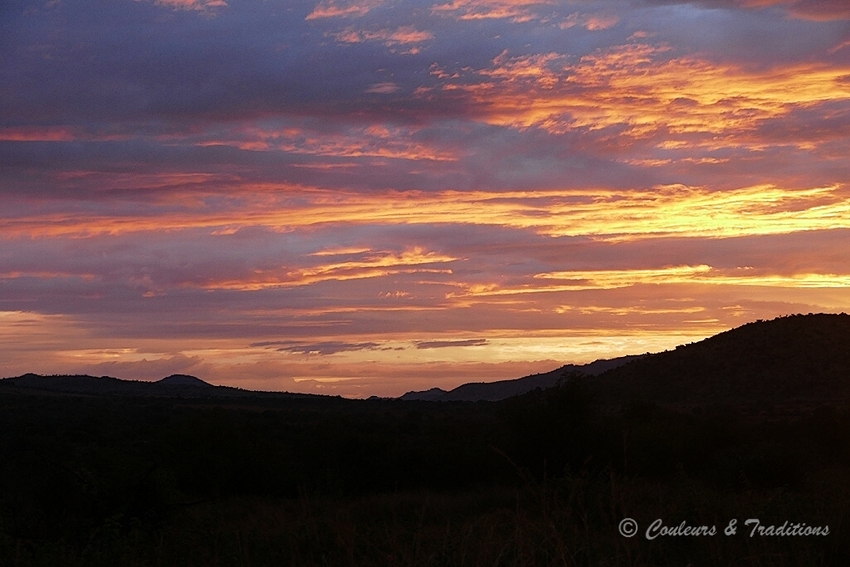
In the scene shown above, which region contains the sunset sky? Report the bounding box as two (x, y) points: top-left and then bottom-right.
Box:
(2, 0), (850, 396)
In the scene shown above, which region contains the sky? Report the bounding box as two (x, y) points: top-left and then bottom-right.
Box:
(2, 0), (850, 397)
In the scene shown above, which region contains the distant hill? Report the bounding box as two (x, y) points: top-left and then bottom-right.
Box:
(158, 374), (214, 387)
(401, 356), (641, 402)
(585, 313), (850, 410)
(0, 374), (160, 397)
(0, 373), (316, 400)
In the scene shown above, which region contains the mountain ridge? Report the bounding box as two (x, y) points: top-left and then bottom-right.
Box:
(400, 355), (642, 402)
(0, 373), (318, 399)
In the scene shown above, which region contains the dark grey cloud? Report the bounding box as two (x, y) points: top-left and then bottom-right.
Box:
(628, 1), (848, 66)
(790, 0), (850, 20)
(637, 0), (850, 21)
(254, 340), (383, 355)
(2, 0), (436, 126)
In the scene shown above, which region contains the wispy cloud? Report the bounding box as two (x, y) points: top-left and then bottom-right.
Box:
(432, 0), (553, 22)
(255, 340), (384, 355)
(446, 41), (850, 149)
(5, 185), (847, 240)
(306, 0), (387, 19)
(651, 0), (850, 21)
(152, 0), (227, 12)
(331, 25), (434, 46)
(365, 82), (402, 94)
(560, 11), (620, 31)
(416, 338), (488, 349)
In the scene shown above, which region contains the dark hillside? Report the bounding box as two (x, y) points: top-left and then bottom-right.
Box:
(1, 374), (157, 397)
(589, 313), (850, 410)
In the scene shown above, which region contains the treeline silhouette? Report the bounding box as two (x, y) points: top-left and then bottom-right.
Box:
(2, 314), (850, 565)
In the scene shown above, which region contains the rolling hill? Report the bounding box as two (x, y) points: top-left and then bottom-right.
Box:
(0, 373), (315, 399)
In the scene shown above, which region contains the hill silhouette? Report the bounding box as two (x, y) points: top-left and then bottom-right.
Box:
(401, 356), (641, 401)
(158, 374), (214, 387)
(0, 373), (158, 396)
(587, 313), (850, 410)
(0, 373), (318, 399)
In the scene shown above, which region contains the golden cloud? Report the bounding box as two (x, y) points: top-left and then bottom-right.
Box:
(188, 247), (459, 291)
(450, 265), (850, 298)
(4, 184), (849, 241)
(446, 42), (850, 148)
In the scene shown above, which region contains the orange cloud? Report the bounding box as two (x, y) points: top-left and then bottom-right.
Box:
(187, 247), (459, 291)
(306, 0), (385, 19)
(0, 127), (76, 142)
(331, 25), (434, 46)
(4, 184), (849, 240)
(447, 42), (850, 149)
(537, 266), (850, 289)
(449, 265), (850, 299)
(197, 123), (457, 161)
(431, 0), (552, 22)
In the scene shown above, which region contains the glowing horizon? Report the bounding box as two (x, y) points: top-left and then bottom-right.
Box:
(2, 0), (850, 396)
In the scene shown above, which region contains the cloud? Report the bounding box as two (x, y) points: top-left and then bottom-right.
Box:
(152, 0), (227, 12)
(195, 120), (458, 161)
(7, 183), (848, 240)
(415, 338), (489, 349)
(331, 25), (434, 46)
(560, 11), (620, 31)
(446, 41), (850, 149)
(640, 0), (850, 20)
(788, 0), (850, 20)
(176, 247), (459, 291)
(306, 0), (386, 19)
(431, 0), (553, 22)
(255, 341), (383, 355)
(0, 127), (78, 142)
(365, 82), (402, 94)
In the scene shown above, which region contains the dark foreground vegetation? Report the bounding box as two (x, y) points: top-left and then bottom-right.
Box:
(2, 314), (850, 566)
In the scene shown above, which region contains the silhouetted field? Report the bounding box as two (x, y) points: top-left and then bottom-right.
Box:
(2, 314), (850, 565)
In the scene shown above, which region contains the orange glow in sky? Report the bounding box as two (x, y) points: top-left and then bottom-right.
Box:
(2, 0), (850, 396)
